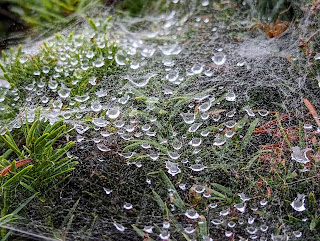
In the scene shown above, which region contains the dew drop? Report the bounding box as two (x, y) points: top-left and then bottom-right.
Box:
(212, 53), (226, 65)
(113, 222), (125, 232)
(213, 136), (226, 146)
(291, 193), (306, 212)
(188, 123), (202, 132)
(191, 64), (203, 74)
(103, 187), (112, 195)
(226, 92), (236, 101)
(115, 51), (126, 65)
(107, 106), (120, 119)
(189, 164), (206, 172)
(96, 143), (111, 152)
(189, 138), (202, 147)
(123, 203), (133, 210)
(185, 209), (200, 219)
(167, 151), (180, 160)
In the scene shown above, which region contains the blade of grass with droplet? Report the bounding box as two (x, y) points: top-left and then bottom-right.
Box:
(198, 216), (208, 237)
(132, 225), (155, 241)
(159, 170), (186, 211)
(241, 118), (259, 152)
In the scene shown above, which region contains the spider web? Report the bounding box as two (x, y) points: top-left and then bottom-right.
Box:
(0, 0), (319, 240)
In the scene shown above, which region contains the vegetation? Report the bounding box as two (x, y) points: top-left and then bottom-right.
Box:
(0, 0), (319, 240)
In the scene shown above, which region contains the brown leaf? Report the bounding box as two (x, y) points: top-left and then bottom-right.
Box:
(303, 98), (320, 127)
(267, 187), (272, 197)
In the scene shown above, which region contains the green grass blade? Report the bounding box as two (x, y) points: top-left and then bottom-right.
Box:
(0, 165), (33, 189)
(241, 118), (259, 152)
(159, 170), (186, 211)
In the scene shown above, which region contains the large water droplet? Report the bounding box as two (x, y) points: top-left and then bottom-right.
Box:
(212, 53), (226, 65)
(113, 222), (125, 232)
(213, 136), (226, 146)
(75, 93), (89, 103)
(188, 123), (202, 132)
(189, 138), (202, 147)
(115, 51), (126, 65)
(185, 209), (200, 219)
(291, 193), (306, 212)
(125, 73), (157, 88)
(107, 106), (120, 119)
(189, 164), (206, 172)
(167, 151), (180, 160)
(291, 146), (311, 164)
(225, 92), (236, 101)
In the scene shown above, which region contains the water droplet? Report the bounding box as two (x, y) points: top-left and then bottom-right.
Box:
(93, 58), (104, 68)
(125, 73), (157, 88)
(33, 70), (40, 76)
(185, 209), (200, 219)
(243, 106), (255, 117)
(107, 106), (120, 119)
(123, 203), (133, 210)
(172, 139), (182, 150)
(291, 146), (311, 164)
(143, 226), (154, 233)
(226, 92), (236, 101)
(19, 56), (28, 64)
(213, 136), (226, 146)
(103, 187), (112, 195)
(189, 164), (206, 172)
(48, 80), (58, 90)
(97, 143), (111, 152)
(258, 109), (269, 116)
(166, 69), (179, 83)
(115, 51), (126, 65)
(225, 120), (236, 128)
(189, 138), (202, 147)
(209, 203), (217, 209)
(225, 231), (233, 238)
(86, 51), (95, 59)
(179, 183), (187, 190)
(212, 53), (226, 65)
(225, 129), (235, 138)
(167, 151), (180, 160)
(248, 216), (255, 224)
(260, 224), (268, 232)
(293, 231), (302, 238)
(291, 193), (306, 212)
(188, 123), (202, 132)
(180, 112), (196, 124)
(228, 221), (236, 228)
(159, 230), (170, 240)
(148, 153), (159, 161)
(219, 209), (230, 216)
(234, 202), (246, 213)
(193, 184), (205, 193)
(202, 0), (209, 6)
(58, 85), (71, 99)
(260, 199), (268, 206)
(75, 93), (89, 103)
(162, 221), (170, 229)
(199, 101), (211, 112)
(113, 222), (125, 232)
(191, 64), (203, 74)
(246, 227), (257, 235)
(91, 101), (102, 112)
(211, 219), (223, 225)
